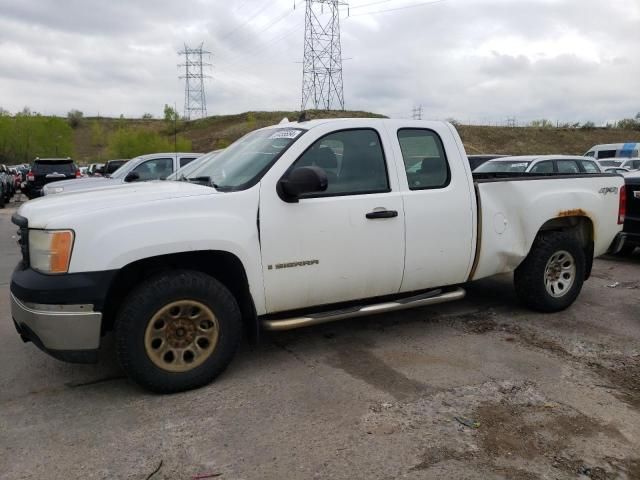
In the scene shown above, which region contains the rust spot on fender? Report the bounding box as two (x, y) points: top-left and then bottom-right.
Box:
(557, 208), (587, 218)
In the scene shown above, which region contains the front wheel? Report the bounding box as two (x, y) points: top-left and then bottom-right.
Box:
(514, 232), (585, 312)
(115, 270), (242, 393)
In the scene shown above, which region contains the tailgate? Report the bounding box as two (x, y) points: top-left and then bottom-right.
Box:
(32, 162), (76, 187)
(625, 181), (640, 235)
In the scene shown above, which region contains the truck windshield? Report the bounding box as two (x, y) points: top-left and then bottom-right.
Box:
(187, 127), (305, 191)
(474, 160), (531, 173)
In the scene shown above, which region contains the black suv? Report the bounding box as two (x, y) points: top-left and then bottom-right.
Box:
(23, 158), (79, 199)
(614, 174), (640, 255)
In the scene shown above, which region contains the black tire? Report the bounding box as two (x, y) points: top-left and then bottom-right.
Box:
(0, 191), (4, 209)
(514, 231), (585, 313)
(616, 244), (637, 256)
(115, 270), (242, 393)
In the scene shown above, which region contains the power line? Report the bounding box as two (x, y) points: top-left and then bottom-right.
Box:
(220, 23), (303, 71)
(345, 0), (394, 10)
(347, 0), (445, 17)
(219, 0), (273, 41)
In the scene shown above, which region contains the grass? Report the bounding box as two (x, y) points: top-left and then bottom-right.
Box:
(70, 111), (640, 163)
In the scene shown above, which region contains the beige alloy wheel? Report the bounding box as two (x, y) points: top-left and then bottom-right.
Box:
(144, 300), (219, 373)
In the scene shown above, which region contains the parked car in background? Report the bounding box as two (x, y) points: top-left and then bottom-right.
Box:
(474, 155), (603, 174)
(79, 166), (89, 176)
(166, 150), (223, 182)
(22, 158), (80, 199)
(0, 171), (6, 208)
(100, 159), (129, 176)
(584, 143), (639, 160)
(604, 167), (631, 175)
(610, 171), (640, 256)
(467, 154), (508, 171)
(10, 118), (625, 392)
(596, 158), (640, 171)
(87, 163), (104, 176)
(0, 164), (15, 202)
(42, 152), (202, 195)
(9, 167), (22, 191)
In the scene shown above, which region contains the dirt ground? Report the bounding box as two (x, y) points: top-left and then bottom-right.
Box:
(0, 199), (639, 480)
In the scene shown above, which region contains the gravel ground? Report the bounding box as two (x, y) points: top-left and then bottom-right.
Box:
(0, 197), (639, 480)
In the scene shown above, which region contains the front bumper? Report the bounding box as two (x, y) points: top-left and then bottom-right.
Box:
(11, 293), (102, 363)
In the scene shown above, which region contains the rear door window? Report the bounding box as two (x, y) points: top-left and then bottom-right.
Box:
(180, 157), (197, 168)
(529, 161), (554, 174)
(579, 160), (600, 173)
(556, 160), (580, 174)
(397, 129), (450, 189)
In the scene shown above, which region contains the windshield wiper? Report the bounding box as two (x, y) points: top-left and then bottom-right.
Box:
(187, 176), (219, 188)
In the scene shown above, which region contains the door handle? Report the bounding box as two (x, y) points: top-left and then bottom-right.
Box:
(366, 209), (398, 219)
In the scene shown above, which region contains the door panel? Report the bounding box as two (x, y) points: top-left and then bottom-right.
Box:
(259, 127), (405, 313)
(391, 126), (476, 292)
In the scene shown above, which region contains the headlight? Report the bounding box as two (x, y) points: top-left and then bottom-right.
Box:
(29, 230), (74, 274)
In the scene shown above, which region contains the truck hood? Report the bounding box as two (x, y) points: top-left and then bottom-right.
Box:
(19, 181), (218, 228)
(42, 177), (116, 195)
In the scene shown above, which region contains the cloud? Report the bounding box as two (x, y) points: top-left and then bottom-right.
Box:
(0, 0), (637, 124)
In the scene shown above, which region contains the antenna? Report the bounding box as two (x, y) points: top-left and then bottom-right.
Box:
(301, 0), (347, 111)
(178, 43), (212, 120)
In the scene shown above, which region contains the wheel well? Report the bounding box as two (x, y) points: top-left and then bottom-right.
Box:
(101, 251), (258, 342)
(538, 215), (594, 279)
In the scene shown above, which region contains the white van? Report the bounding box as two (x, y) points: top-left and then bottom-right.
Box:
(584, 143), (639, 160)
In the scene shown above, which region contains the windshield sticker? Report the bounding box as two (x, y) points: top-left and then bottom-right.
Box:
(269, 129), (302, 140)
(511, 163), (528, 168)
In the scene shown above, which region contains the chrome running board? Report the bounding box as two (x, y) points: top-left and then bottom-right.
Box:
(262, 287), (466, 331)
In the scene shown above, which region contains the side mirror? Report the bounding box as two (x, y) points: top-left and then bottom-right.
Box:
(278, 166), (328, 202)
(124, 172), (140, 183)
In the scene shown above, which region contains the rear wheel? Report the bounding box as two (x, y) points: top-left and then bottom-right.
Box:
(514, 232), (585, 312)
(115, 270), (242, 393)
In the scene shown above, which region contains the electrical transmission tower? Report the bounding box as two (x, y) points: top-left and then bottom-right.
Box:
(178, 43), (211, 120)
(301, 0), (347, 111)
(412, 105), (424, 120)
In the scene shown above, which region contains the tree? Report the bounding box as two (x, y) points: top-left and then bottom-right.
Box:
(142, 113), (153, 119)
(617, 118), (640, 130)
(67, 109), (84, 128)
(580, 121), (596, 130)
(163, 104), (179, 124)
(90, 120), (106, 147)
(108, 127), (191, 158)
(533, 119), (554, 128)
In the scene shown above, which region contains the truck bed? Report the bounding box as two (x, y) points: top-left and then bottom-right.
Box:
(470, 172), (623, 281)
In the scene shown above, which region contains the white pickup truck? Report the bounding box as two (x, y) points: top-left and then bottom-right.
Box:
(10, 119), (626, 393)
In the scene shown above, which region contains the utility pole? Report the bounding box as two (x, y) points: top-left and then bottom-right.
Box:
(301, 0), (347, 111)
(178, 43), (212, 120)
(412, 105), (423, 120)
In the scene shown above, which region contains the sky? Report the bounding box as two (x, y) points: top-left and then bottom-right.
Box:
(0, 0), (638, 124)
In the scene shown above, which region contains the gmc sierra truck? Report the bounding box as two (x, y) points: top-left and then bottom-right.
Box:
(10, 119), (626, 393)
